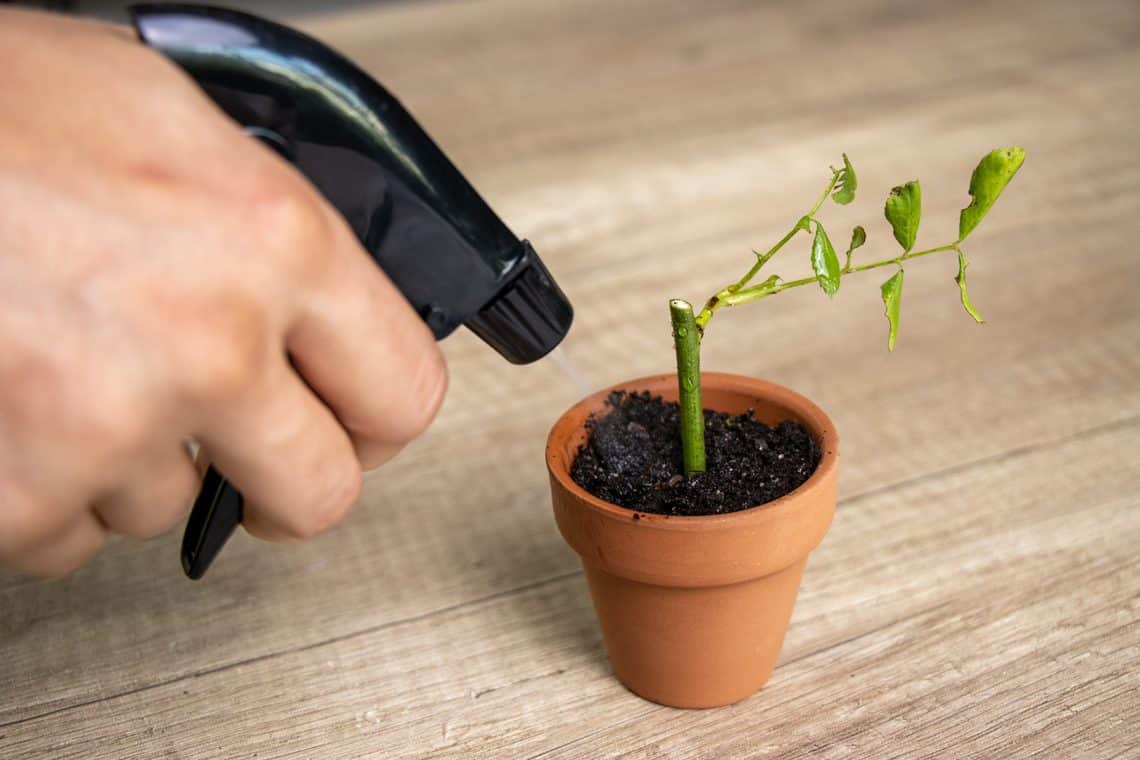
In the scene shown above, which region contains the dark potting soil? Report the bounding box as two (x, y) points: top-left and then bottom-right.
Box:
(570, 391), (820, 516)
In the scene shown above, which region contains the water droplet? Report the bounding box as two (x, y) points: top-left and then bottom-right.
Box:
(676, 327), (688, 337)
(546, 345), (593, 397)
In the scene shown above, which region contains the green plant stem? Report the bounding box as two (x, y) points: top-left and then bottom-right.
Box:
(696, 171), (842, 330)
(848, 243), (958, 273)
(809, 170), (843, 216)
(735, 226), (801, 290)
(720, 243), (962, 308)
(669, 299), (706, 477)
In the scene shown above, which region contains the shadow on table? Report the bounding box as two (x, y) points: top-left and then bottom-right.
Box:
(455, 493), (612, 679)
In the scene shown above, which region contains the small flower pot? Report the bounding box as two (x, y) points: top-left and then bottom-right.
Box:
(546, 373), (839, 708)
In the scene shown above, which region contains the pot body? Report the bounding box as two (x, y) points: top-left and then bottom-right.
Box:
(546, 373), (839, 708)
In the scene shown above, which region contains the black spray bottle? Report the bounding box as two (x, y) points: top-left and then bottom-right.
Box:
(129, 4), (574, 578)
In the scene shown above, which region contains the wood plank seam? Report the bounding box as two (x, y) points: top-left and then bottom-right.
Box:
(531, 557), (1138, 758)
(838, 412), (1140, 510)
(0, 569), (581, 731)
(526, 602), (965, 759)
(4, 412), (1137, 742)
(5, 413), (1137, 733)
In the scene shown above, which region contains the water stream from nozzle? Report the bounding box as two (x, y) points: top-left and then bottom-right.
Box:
(547, 345), (593, 399)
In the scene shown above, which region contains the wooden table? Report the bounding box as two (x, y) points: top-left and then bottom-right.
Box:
(3, 0), (1138, 756)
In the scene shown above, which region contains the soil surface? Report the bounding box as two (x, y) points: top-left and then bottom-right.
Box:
(570, 391), (820, 516)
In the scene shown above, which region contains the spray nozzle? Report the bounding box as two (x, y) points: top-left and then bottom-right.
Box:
(466, 242), (574, 363)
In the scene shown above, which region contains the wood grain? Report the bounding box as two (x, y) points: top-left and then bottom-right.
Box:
(2, 0), (1138, 756)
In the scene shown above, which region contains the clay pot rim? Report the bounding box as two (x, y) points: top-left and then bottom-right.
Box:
(546, 372), (839, 531)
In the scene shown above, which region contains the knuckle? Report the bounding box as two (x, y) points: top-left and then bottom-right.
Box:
(289, 458), (362, 540)
(0, 348), (153, 470)
(394, 347), (449, 441)
(77, 382), (152, 465)
(191, 334), (265, 404)
(3, 359), (143, 469)
(243, 182), (331, 277)
(176, 298), (270, 404)
(118, 469), (198, 540)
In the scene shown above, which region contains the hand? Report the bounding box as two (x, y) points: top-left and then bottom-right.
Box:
(0, 10), (448, 577)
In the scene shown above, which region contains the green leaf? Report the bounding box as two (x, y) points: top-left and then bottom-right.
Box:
(831, 153), (857, 205)
(955, 251), (984, 323)
(811, 222), (841, 297)
(884, 181), (921, 253)
(880, 269), (904, 351)
(958, 146), (1026, 241)
(844, 225), (866, 269)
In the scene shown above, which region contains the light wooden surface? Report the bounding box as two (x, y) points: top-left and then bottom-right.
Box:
(3, 0), (1139, 757)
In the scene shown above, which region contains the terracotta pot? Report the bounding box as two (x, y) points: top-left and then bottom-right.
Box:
(546, 372), (839, 708)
